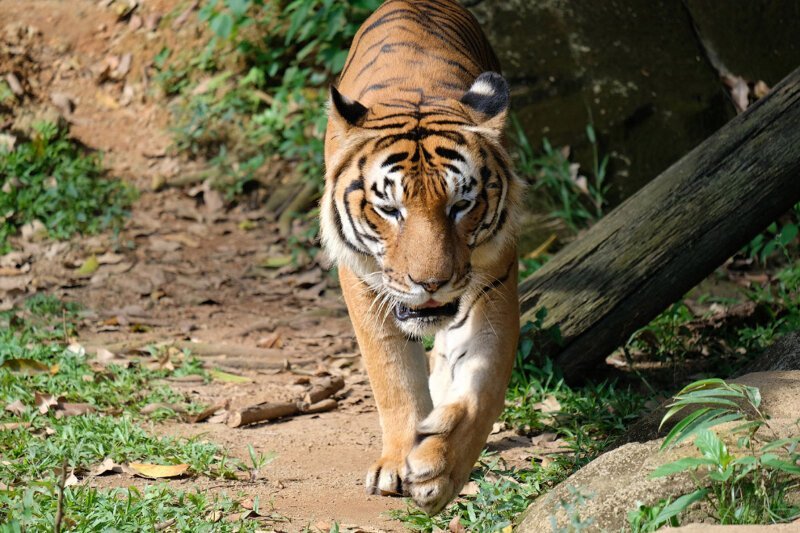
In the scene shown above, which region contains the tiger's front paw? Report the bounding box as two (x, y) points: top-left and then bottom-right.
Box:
(404, 435), (462, 514)
(403, 404), (476, 514)
(365, 455), (407, 497)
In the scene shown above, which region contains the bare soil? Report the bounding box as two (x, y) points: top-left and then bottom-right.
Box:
(0, 1), (534, 530)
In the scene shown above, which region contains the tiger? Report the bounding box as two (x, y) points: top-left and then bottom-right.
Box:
(320, 0), (523, 515)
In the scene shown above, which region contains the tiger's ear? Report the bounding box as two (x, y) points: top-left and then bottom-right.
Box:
(329, 85), (368, 129)
(460, 72), (509, 135)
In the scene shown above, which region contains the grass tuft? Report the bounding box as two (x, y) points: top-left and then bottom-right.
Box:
(0, 122), (135, 252)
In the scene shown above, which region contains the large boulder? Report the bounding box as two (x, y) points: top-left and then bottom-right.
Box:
(742, 332), (800, 374)
(671, 522), (800, 532)
(516, 370), (800, 532)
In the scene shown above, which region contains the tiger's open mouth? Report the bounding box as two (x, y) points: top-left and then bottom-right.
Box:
(393, 299), (459, 322)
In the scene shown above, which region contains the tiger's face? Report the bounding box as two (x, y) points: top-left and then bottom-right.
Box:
(322, 73), (520, 337)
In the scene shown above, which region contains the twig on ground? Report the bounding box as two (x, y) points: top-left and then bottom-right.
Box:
(174, 341), (284, 360)
(154, 518), (177, 531)
(226, 376), (345, 427)
(305, 376), (345, 404)
(54, 459), (68, 533)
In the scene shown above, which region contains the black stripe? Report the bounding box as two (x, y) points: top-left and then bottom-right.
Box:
(381, 152), (409, 167)
(448, 261), (514, 331)
(334, 201), (368, 255)
(450, 350), (468, 381)
(329, 139), (371, 185)
(370, 182), (386, 200)
(435, 147), (465, 163)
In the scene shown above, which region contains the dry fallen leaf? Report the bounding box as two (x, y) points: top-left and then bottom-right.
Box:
(532, 395), (561, 414)
(1, 358), (52, 375)
(56, 403), (96, 418)
(188, 401), (229, 423)
(209, 369), (251, 384)
(448, 515), (467, 533)
(67, 343), (86, 356)
(20, 220), (47, 241)
(5, 400), (27, 416)
(96, 90), (120, 109)
(458, 481), (479, 496)
(753, 80), (770, 99)
(91, 457), (125, 476)
(128, 462), (189, 479)
(530, 432), (558, 446)
(0, 421), (30, 430)
(35, 393), (60, 415)
(256, 332), (282, 349)
(96, 252), (125, 265)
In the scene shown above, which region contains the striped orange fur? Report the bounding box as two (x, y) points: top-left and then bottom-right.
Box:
(320, 0), (522, 514)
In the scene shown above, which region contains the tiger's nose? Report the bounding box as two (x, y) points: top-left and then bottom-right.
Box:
(409, 274), (449, 293)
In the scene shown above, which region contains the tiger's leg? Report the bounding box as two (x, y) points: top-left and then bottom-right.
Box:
(339, 265), (434, 496)
(404, 255), (519, 514)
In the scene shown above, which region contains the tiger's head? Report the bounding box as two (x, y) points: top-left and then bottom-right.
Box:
(321, 73), (522, 338)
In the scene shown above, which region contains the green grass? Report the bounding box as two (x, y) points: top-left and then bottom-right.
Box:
(1, 484), (270, 532)
(624, 256), (800, 377)
(0, 122), (135, 252)
(512, 117), (610, 233)
(0, 297), (206, 422)
(0, 295), (271, 531)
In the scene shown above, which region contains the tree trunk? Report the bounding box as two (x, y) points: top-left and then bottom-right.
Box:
(519, 66), (800, 381)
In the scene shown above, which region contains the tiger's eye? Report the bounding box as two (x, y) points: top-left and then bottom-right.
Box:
(450, 199), (472, 218)
(377, 205), (401, 219)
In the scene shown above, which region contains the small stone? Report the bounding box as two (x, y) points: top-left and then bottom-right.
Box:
(50, 92), (75, 115)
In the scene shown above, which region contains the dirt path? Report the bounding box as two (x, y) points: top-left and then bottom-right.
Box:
(1, 1), (407, 529)
(1, 1), (534, 530)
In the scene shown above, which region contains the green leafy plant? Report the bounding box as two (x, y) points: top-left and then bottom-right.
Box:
(158, 0), (380, 197)
(627, 491), (708, 532)
(647, 378), (800, 525)
(743, 204), (800, 263)
(512, 116), (610, 232)
(512, 309), (563, 389)
(0, 122), (135, 252)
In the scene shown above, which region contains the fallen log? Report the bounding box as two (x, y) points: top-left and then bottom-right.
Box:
(519, 66), (800, 381)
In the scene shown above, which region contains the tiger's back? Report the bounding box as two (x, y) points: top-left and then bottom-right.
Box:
(338, 0), (500, 106)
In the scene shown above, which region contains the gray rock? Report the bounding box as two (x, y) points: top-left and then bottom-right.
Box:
(671, 521), (800, 532)
(517, 371), (800, 532)
(742, 332), (800, 374)
(516, 439), (696, 532)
